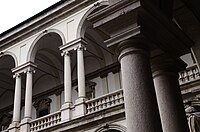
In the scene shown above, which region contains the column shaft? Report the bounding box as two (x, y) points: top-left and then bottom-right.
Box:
(118, 40), (162, 132)
(12, 74), (22, 123)
(64, 52), (72, 103)
(152, 59), (189, 132)
(77, 45), (86, 98)
(24, 71), (33, 119)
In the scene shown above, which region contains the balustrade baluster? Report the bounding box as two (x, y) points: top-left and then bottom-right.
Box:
(116, 93), (120, 104)
(93, 102), (96, 112)
(89, 104), (92, 113)
(108, 96), (112, 106)
(99, 99), (103, 110)
(49, 117), (52, 126)
(90, 102), (93, 113)
(105, 97), (108, 108)
(96, 100), (99, 111)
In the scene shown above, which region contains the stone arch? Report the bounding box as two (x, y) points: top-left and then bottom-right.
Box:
(2, 51), (18, 67)
(27, 28), (65, 62)
(0, 52), (16, 111)
(95, 124), (127, 132)
(76, 0), (109, 38)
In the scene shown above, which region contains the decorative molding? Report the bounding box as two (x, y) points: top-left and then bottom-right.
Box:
(88, 0), (140, 27)
(12, 61), (37, 75)
(105, 26), (141, 48)
(59, 37), (87, 52)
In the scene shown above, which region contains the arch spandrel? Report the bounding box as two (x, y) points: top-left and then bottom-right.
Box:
(76, 0), (109, 39)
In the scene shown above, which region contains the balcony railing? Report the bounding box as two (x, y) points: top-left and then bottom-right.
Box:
(86, 89), (124, 114)
(30, 111), (61, 132)
(179, 64), (200, 85)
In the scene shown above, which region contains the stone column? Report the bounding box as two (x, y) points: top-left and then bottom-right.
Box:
(20, 69), (34, 132)
(152, 55), (189, 132)
(64, 51), (72, 104)
(118, 39), (162, 132)
(12, 74), (22, 123)
(74, 44), (86, 118)
(61, 51), (72, 122)
(77, 44), (86, 99)
(8, 74), (22, 132)
(24, 70), (33, 119)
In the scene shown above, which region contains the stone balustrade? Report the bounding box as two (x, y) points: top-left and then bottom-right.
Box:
(86, 89), (124, 114)
(179, 64), (200, 85)
(30, 111), (61, 132)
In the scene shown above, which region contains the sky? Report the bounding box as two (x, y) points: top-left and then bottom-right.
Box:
(0, 0), (60, 34)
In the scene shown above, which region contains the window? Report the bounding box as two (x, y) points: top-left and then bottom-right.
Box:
(33, 98), (52, 118)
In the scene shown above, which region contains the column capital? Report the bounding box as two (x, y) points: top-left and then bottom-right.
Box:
(25, 69), (36, 74)
(61, 51), (71, 57)
(12, 61), (37, 75)
(59, 37), (87, 52)
(117, 37), (150, 61)
(13, 73), (21, 78)
(74, 44), (86, 51)
(151, 54), (187, 75)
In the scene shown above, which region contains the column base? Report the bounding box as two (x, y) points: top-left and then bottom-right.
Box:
(61, 102), (72, 122)
(19, 118), (31, 132)
(8, 122), (20, 132)
(74, 98), (87, 118)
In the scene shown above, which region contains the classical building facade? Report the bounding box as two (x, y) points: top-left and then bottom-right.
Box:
(0, 0), (199, 132)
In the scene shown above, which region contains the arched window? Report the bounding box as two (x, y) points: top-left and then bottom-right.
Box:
(33, 98), (52, 118)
